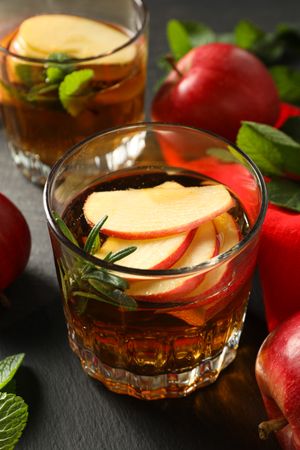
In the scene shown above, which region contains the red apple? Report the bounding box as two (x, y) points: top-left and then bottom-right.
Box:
(152, 43), (280, 142)
(255, 312), (300, 450)
(84, 182), (233, 239)
(0, 194), (31, 291)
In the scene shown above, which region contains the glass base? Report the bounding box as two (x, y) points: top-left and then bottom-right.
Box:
(69, 326), (243, 400)
(9, 142), (51, 185)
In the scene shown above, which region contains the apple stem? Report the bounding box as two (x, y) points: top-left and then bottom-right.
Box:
(258, 417), (288, 440)
(165, 54), (183, 77)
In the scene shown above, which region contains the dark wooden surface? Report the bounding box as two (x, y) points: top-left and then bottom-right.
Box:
(1, 0), (298, 448)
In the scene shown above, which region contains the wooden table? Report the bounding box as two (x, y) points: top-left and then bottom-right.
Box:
(1, 0), (298, 448)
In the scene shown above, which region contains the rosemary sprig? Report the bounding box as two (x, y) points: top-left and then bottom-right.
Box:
(53, 211), (137, 313)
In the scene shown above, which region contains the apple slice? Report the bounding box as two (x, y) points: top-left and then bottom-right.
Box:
(83, 183), (234, 239)
(94, 229), (196, 270)
(127, 221), (217, 301)
(169, 212), (240, 325)
(12, 15), (136, 65)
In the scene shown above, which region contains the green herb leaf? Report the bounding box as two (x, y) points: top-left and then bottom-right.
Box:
(166, 20), (192, 60)
(234, 20), (265, 50)
(46, 67), (65, 84)
(270, 66), (300, 105)
(83, 270), (129, 291)
(280, 117), (300, 143)
(58, 69), (95, 116)
(47, 52), (74, 74)
(84, 216), (108, 255)
(0, 354), (24, 391)
(237, 121), (300, 177)
(267, 178), (300, 212)
(0, 392), (28, 450)
(52, 211), (79, 247)
(15, 64), (35, 86)
(181, 21), (216, 47)
(73, 290), (137, 310)
(105, 246), (137, 264)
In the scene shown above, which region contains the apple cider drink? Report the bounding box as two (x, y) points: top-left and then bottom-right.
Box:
(45, 123), (267, 399)
(0, 8), (147, 184)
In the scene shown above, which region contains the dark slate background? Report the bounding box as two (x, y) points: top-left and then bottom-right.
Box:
(1, 0), (297, 448)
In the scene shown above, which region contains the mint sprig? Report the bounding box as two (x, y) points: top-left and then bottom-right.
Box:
(0, 354), (28, 449)
(270, 66), (300, 105)
(267, 178), (300, 212)
(54, 212), (137, 313)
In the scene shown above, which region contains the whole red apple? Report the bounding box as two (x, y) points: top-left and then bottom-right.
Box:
(255, 312), (300, 450)
(0, 194), (31, 292)
(152, 43), (280, 142)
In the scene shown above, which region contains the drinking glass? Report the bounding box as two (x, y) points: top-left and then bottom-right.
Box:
(0, 0), (148, 184)
(44, 123), (267, 400)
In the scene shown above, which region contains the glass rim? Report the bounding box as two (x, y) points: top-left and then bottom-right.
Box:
(44, 122), (268, 278)
(0, 0), (148, 64)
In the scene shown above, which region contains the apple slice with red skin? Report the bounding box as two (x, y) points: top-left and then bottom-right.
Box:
(83, 182), (234, 239)
(127, 221), (217, 302)
(255, 311), (300, 450)
(94, 228), (195, 270)
(170, 212), (240, 325)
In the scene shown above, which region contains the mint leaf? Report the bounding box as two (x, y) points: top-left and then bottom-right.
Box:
(59, 69), (94, 116)
(237, 121), (300, 177)
(166, 20), (192, 60)
(234, 20), (265, 49)
(281, 117), (300, 143)
(47, 52), (74, 73)
(181, 22), (216, 47)
(46, 67), (65, 84)
(267, 178), (300, 212)
(0, 354), (24, 391)
(0, 392), (28, 450)
(270, 66), (300, 105)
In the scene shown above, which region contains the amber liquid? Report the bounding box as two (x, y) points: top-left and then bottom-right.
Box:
(0, 20), (146, 168)
(61, 167), (253, 387)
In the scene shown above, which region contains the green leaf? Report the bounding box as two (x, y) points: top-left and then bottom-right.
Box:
(73, 289), (137, 310)
(0, 354), (24, 391)
(267, 178), (300, 212)
(3, 380), (16, 395)
(281, 117), (300, 143)
(46, 52), (74, 74)
(237, 121), (300, 177)
(0, 392), (28, 450)
(105, 246), (137, 264)
(270, 66), (300, 105)
(181, 21), (216, 47)
(234, 20), (265, 49)
(52, 211), (79, 247)
(58, 69), (94, 116)
(166, 20), (192, 60)
(83, 270), (128, 291)
(84, 216), (108, 255)
(15, 64), (34, 86)
(46, 67), (65, 84)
